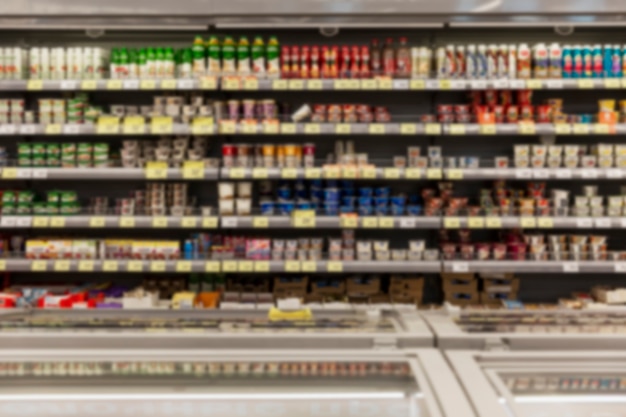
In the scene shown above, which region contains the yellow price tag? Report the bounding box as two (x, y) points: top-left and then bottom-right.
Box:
(340, 217), (358, 228)
(31, 260), (47, 271)
(362, 217), (378, 228)
(288, 79), (304, 90)
(152, 217), (168, 228)
(486, 217), (502, 228)
(238, 261), (254, 272)
(254, 261), (270, 272)
(200, 77), (217, 90)
(78, 260), (94, 271)
(252, 168), (268, 179)
(361, 79), (377, 90)
(127, 261), (144, 272)
(191, 117), (214, 135)
(342, 167), (357, 178)
(182, 161), (205, 179)
(119, 217), (135, 228)
(439, 79), (452, 89)
(334, 80), (350, 90)
(0, 260), (6, 271)
(280, 123), (297, 134)
(2, 168), (17, 179)
(229, 167), (246, 179)
(89, 217), (105, 227)
(577, 79), (594, 89)
(335, 124), (351, 134)
(285, 260), (301, 272)
(379, 217), (395, 228)
(176, 261), (192, 273)
(304, 123), (320, 134)
(538, 218), (554, 228)
(45, 124), (62, 135)
(426, 168), (442, 179)
(222, 260), (238, 272)
(181, 217), (198, 228)
(205, 261), (221, 272)
(81, 80), (97, 90)
(27, 80), (43, 90)
(241, 123), (258, 134)
(378, 79), (393, 90)
(573, 124), (590, 134)
(293, 217), (316, 228)
(281, 168), (298, 179)
(202, 217), (218, 228)
(479, 124), (496, 135)
(593, 124), (610, 134)
(307, 79), (323, 90)
(526, 79), (543, 89)
(161, 79), (177, 89)
(405, 168), (421, 179)
(253, 217), (269, 228)
(32, 217), (49, 227)
(327, 261), (343, 273)
(219, 120), (236, 134)
(301, 261), (317, 272)
(50, 217), (65, 228)
(221, 77), (240, 90)
(96, 116), (120, 135)
(518, 123), (536, 135)
(145, 161), (168, 179)
(410, 79), (425, 90)
(102, 260), (118, 272)
(368, 123), (385, 134)
(243, 77), (259, 90)
(400, 124), (417, 135)
(324, 167), (340, 179)
(604, 79), (621, 89)
(444, 218), (460, 228)
(361, 167), (377, 179)
(449, 124), (466, 135)
(468, 217), (485, 228)
(140, 80), (156, 90)
(123, 116), (146, 135)
(272, 79), (288, 90)
(262, 122), (279, 134)
(150, 261), (166, 272)
(384, 168), (400, 179)
(425, 123), (441, 135)
(305, 168), (321, 179)
(555, 124), (572, 135)
(54, 260), (70, 272)
(106, 80), (122, 90)
(448, 169), (463, 180)
(151, 116), (173, 134)
(520, 217), (537, 228)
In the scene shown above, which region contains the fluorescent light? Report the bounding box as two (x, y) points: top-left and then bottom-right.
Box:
(516, 395), (626, 404)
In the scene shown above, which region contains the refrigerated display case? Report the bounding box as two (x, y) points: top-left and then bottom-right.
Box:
(447, 350), (626, 417)
(0, 349), (475, 417)
(0, 308), (433, 349)
(422, 308), (626, 350)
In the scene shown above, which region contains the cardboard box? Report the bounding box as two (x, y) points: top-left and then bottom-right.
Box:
(389, 276), (424, 293)
(390, 294), (421, 305)
(441, 273), (475, 281)
(346, 276), (380, 296)
(273, 276), (308, 293)
(444, 291), (479, 306)
(310, 279), (346, 296)
(480, 291), (518, 305)
(443, 280), (478, 294)
(483, 278), (520, 294)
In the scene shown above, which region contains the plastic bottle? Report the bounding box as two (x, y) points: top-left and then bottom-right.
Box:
(435, 47), (446, 78)
(29, 47), (41, 80)
(206, 36), (221, 77)
(359, 45), (370, 79)
(445, 45), (456, 77)
(548, 43), (562, 78)
(164, 48), (175, 78)
(155, 48), (165, 78)
(370, 39), (381, 76)
(118, 48), (129, 80)
(179, 48), (192, 79)
(572, 45), (583, 78)
(82, 47), (93, 79)
(251, 36), (265, 77)
(592, 44), (603, 78)
(603, 44), (613, 78)
(146, 48), (157, 79)
(582, 45), (593, 78)
(40, 47), (50, 80)
(486, 44), (497, 79)
(192, 35), (206, 77)
(497, 44), (508, 78)
(128, 49), (138, 79)
(517, 43), (531, 79)
(615, 45), (624, 78)
(508, 44), (517, 79)
(476, 44), (488, 78)
(562, 46), (572, 78)
(396, 37), (411, 78)
(266, 36), (280, 79)
(310, 45), (321, 79)
(382, 38), (395, 77)
(456, 45), (466, 78)
(138, 48), (149, 79)
(533, 43), (548, 79)
(237, 36), (251, 76)
(221, 36), (236, 76)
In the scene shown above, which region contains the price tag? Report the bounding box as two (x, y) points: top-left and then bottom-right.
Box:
(577, 79), (594, 89)
(340, 217), (358, 228)
(400, 124), (417, 135)
(405, 168), (421, 179)
(50, 217), (65, 228)
(426, 168), (442, 179)
(16, 217), (31, 227)
(228, 167), (246, 179)
(399, 218), (416, 228)
(242, 77), (258, 90)
(81, 80), (97, 90)
(307, 79), (323, 90)
(486, 217), (502, 228)
(554, 124), (572, 135)
(151, 116), (173, 134)
(576, 218), (593, 228)
(526, 79), (543, 89)
(221, 217), (238, 228)
(327, 261), (343, 273)
(145, 161), (168, 179)
(254, 261), (270, 272)
(471, 80), (487, 90)
(555, 169), (572, 179)
(479, 124), (496, 135)
(361, 79), (378, 90)
(122, 80), (140, 90)
(606, 169), (623, 179)
(604, 79), (621, 89)
(282, 168), (298, 179)
(140, 80), (156, 90)
(78, 260), (94, 272)
(323, 167), (340, 179)
(182, 160), (205, 179)
(377, 79), (392, 90)
(149, 261), (166, 272)
(581, 169), (599, 179)
(222, 260), (238, 272)
(32, 217), (49, 227)
(159, 79), (177, 90)
(468, 217), (485, 228)
(102, 260), (118, 272)
(44, 124), (62, 135)
(444, 217), (461, 229)
(451, 262), (469, 273)
(520, 217), (537, 228)
(218, 120), (236, 134)
(241, 123), (258, 134)
(106, 80), (123, 90)
(250, 167), (268, 179)
(123, 116), (146, 134)
(333, 80), (349, 90)
(573, 124), (590, 135)
(301, 261), (317, 272)
(54, 260), (71, 272)
(119, 217), (135, 228)
(494, 80), (511, 89)
(449, 124), (466, 135)
(533, 169), (550, 179)
(361, 167), (377, 179)
(335, 124), (351, 134)
(181, 217), (198, 228)
(305, 168), (321, 179)
(60, 80), (77, 90)
(537, 218), (554, 228)
(304, 124), (321, 134)
(1, 168), (16, 179)
(205, 261), (221, 272)
(410, 79), (425, 90)
(518, 122), (536, 135)
(595, 218), (611, 228)
(379, 217), (395, 228)
(615, 263), (626, 273)
(0, 217), (15, 227)
(425, 123), (441, 135)
(288, 79), (304, 90)
(447, 169), (463, 180)
(280, 123), (296, 135)
(16, 169), (32, 179)
(342, 167), (357, 178)
(191, 117), (214, 135)
(383, 168), (400, 179)
(361, 217), (378, 228)
(96, 116), (120, 134)
(285, 260), (301, 272)
(27, 80), (43, 90)
(293, 217), (316, 228)
(272, 79), (288, 90)
(562, 262), (579, 273)
(89, 217), (106, 228)
(439, 79), (452, 89)
(546, 80), (564, 89)
(202, 217), (218, 228)
(176, 261), (192, 273)
(368, 123), (386, 134)
(238, 261), (254, 272)
(515, 169), (533, 180)
(253, 217), (269, 228)
(31, 260), (47, 271)
(152, 217), (168, 228)
(127, 261), (144, 272)
(593, 124), (610, 134)
(19, 125), (36, 135)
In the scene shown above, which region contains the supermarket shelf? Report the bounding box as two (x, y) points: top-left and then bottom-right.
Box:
(441, 216), (624, 229)
(220, 215), (441, 229)
(6, 78), (626, 92)
(444, 168), (626, 180)
(0, 259), (442, 273)
(221, 167), (436, 180)
(0, 167), (219, 180)
(442, 260), (626, 274)
(0, 215), (220, 229)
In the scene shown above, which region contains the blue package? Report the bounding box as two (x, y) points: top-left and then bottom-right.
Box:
(340, 206), (355, 214)
(391, 195), (406, 206)
(375, 206), (389, 216)
(342, 188), (355, 197)
(296, 200), (312, 210)
(324, 188), (340, 202)
(324, 203), (339, 215)
(277, 187), (292, 199)
(374, 197), (389, 206)
(375, 186), (390, 197)
(407, 204), (422, 215)
(358, 196), (373, 206)
(260, 200), (275, 215)
(342, 196), (356, 206)
(358, 187), (373, 197)
(279, 201), (295, 215)
(390, 205), (405, 216)
(358, 205), (374, 215)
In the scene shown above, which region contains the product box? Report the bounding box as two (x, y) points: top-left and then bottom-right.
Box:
(483, 278), (520, 294)
(273, 276), (308, 299)
(346, 276), (381, 297)
(442, 273), (477, 294)
(592, 286), (626, 304)
(72, 240), (97, 259)
(25, 240), (48, 259)
(47, 239), (74, 259)
(228, 277), (270, 293)
(444, 292), (480, 306)
(310, 279), (346, 296)
(122, 289), (159, 309)
(389, 276), (424, 294)
(480, 291), (518, 305)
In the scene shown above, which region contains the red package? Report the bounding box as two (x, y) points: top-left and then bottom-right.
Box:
(281, 46), (291, 79)
(290, 46), (300, 79)
(300, 46), (310, 79)
(360, 46), (370, 79)
(517, 90), (533, 105)
(340, 46), (350, 79)
(310, 46), (320, 79)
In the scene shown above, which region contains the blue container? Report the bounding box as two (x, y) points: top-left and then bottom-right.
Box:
(296, 200), (313, 210)
(375, 187), (390, 198)
(390, 205), (405, 216)
(260, 200), (275, 215)
(407, 204), (422, 216)
(340, 205), (355, 214)
(580, 114), (593, 123)
(391, 195), (406, 206)
(375, 206), (389, 216)
(279, 201), (295, 215)
(374, 197), (389, 206)
(311, 189), (324, 200)
(342, 196), (356, 206)
(408, 194), (421, 204)
(295, 188), (308, 199)
(342, 188), (355, 197)
(358, 196), (373, 206)
(310, 179), (323, 188)
(277, 187), (292, 199)
(358, 187), (373, 197)
(324, 188), (340, 202)
(358, 205), (374, 216)
(324, 203), (339, 216)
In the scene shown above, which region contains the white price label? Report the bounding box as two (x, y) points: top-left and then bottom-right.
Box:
(452, 262), (469, 273)
(622, 219), (626, 228)
(425, 80), (440, 89)
(221, 217), (238, 228)
(31, 169), (47, 179)
(0, 125), (16, 134)
(122, 80), (140, 90)
(494, 80), (510, 89)
(471, 80), (487, 89)
(60, 80), (77, 90)
(581, 169), (599, 179)
(615, 263), (626, 273)
(546, 80), (564, 89)
(595, 218), (611, 228)
(606, 169), (623, 179)
(562, 262), (579, 273)
(19, 125), (37, 135)
(555, 169), (572, 179)
(392, 79), (409, 90)
(0, 217), (16, 227)
(515, 169), (532, 179)
(16, 169), (32, 179)
(509, 80), (525, 89)
(576, 218), (593, 228)
(532, 169), (550, 179)
(399, 218), (416, 228)
(63, 125), (80, 134)
(451, 80), (466, 89)
(178, 79), (194, 89)
(16, 217), (32, 227)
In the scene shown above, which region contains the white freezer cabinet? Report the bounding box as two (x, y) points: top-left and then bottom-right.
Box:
(0, 308), (434, 349)
(0, 349), (474, 417)
(422, 309), (626, 350)
(448, 350), (626, 417)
